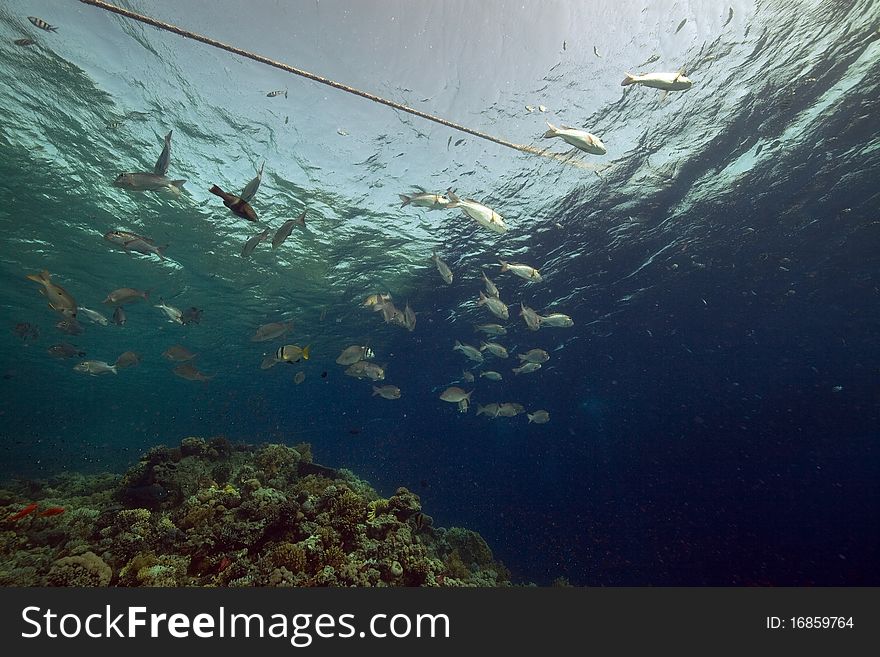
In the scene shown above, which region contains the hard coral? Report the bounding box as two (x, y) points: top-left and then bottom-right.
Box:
(47, 551), (112, 587)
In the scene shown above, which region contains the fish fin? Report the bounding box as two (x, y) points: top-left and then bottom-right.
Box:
(659, 90), (668, 104)
(302, 345), (310, 360)
(170, 180), (186, 189)
(674, 68), (686, 81)
(156, 245), (168, 261)
(479, 342), (487, 351)
(398, 194), (411, 207)
(372, 386), (379, 396)
(446, 190), (460, 206)
(454, 340), (462, 348)
(477, 291), (487, 305)
(542, 121), (558, 138)
(26, 270), (50, 285)
(499, 260), (509, 272)
(527, 414), (534, 423)
(111, 365), (118, 374)
(296, 210), (306, 227)
(621, 72), (638, 86)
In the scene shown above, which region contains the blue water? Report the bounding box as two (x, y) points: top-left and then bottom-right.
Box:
(1, 0), (878, 585)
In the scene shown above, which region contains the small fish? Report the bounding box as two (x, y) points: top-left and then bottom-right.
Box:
(499, 260), (543, 282)
(163, 345), (197, 362)
(209, 185), (257, 222)
(593, 46), (601, 58)
(55, 318), (84, 335)
(180, 307), (203, 325)
(480, 341), (509, 359)
(439, 387), (471, 403)
(48, 343), (85, 359)
(563, 40), (566, 51)
(482, 271), (500, 298)
(104, 230), (167, 260)
(518, 348), (550, 364)
(13, 322), (39, 341)
(527, 410), (550, 424)
(513, 362), (542, 375)
(78, 307), (109, 326)
(28, 17), (58, 32)
(240, 161), (264, 204)
(458, 398), (469, 413)
(476, 403), (500, 418)
(372, 385), (401, 400)
(454, 340), (484, 363)
(267, 90), (288, 98)
(539, 313), (574, 327)
(14, 38), (36, 46)
(675, 18), (687, 33)
(74, 360), (117, 376)
(431, 252), (453, 284)
(345, 361), (385, 381)
(114, 173), (186, 195)
(462, 370), (475, 383)
(538, 105), (548, 112)
(276, 344), (310, 363)
(155, 300), (183, 324)
(26, 270), (77, 317)
(336, 345), (374, 366)
(446, 191), (507, 234)
(294, 371), (306, 385)
(337, 128), (349, 136)
(403, 303), (417, 332)
(241, 228), (270, 257)
(542, 122), (606, 155)
(173, 363), (212, 381)
(112, 306), (126, 326)
(272, 210), (307, 249)
(637, 54), (661, 67)
(497, 402), (525, 417)
(114, 351), (141, 369)
(153, 130), (172, 177)
(621, 70), (692, 91)
(480, 371), (503, 381)
(525, 105), (535, 113)
(399, 189), (454, 209)
(104, 287), (148, 305)
(520, 303), (542, 331)
(474, 323), (507, 336)
(724, 7), (734, 27)
(478, 291), (509, 321)
(363, 293), (392, 309)
(38, 507), (66, 517)
(251, 321), (293, 342)
(8, 502), (39, 521)
(260, 355), (281, 370)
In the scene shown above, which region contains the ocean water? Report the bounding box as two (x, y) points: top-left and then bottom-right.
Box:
(1, 0), (878, 585)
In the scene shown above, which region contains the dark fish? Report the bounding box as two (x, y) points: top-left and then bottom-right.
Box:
(209, 185), (257, 221)
(153, 130), (172, 176)
(13, 322), (39, 341)
(112, 306), (126, 326)
(271, 210), (306, 248)
(173, 363), (212, 381)
(724, 7), (734, 27)
(266, 90), (288, 98)
(180, 307), (203, 325)
(48, 343), (85, 358)
(27, 17), (58, 32)
(241, 228), (270, 257)
(675, 18), (687, 33)
(14, 38), (36, 47)
(56, 318), (84, 335)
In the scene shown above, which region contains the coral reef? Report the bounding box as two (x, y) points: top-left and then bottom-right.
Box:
(0, 438), (510, 587)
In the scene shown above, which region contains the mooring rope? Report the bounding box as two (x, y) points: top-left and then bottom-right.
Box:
(79, 0), (601, 170)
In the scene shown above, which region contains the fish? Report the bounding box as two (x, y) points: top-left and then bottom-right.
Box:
(363, 293), (392, 309)
(462, 370), (475, 383)
(251, 321), (293, 342)
(276, 344), (310, 363)
(163, 345), (197, 362)
(38, 507), (66, 517)
(272, 210), (307, 248)
(527, 410), (551, 424)
(294, 371), (306, 385)
(403, 303), (417, 332)
(8, 503), (39, 521)
(240, 161), (264, 203)
(74, 360), (118, 376)
(431, 252), (453, 284)
(539, 312), (574, 327)
(154, 131), (172, 176)
(209, 185), (258, 221)
(372, 385), (401, 400)
(480, 341), (509, 359)
(520, 303), (542, 331)
(241, 228), (270, 257)
(538, 105), (548, 112)
(542, 122), (607, 155)
(103, 288), (148, 305)
(48, 343), (85, 359)
(675, 18), (687, 33)
(336, 345), (374, 366)
(482, 271), (499, 298)
(26, 270), (77, 317)
(518, 348), (550, 364)
(345, 361), (385, 381)
(513, 362), (542, 375)
(446, 191), (507, 234)
(593, 46), (601, 58)
(637, 54), (661, 67)
(476, 403), (500, 418)
(173, 363), (212, 382)
(525, 105), (535, 112)
(621, 70), (692, 91)
(458, 398), (469, 413)
(180, 307), (203, 325)
(478, 291), (509, 320)
(55, 319), (84, 335)
(497, 402), (525, 417)
(114, 351), (142, 369)
(267, 90), (288, 98)
(14, 38), (36, 46)
(112, 306), (126, 326)
(399, 189), (454, 209)
(453, 340), (484, 363)
(480, 371), (503, 381)
(439, 387), (472, 403)
(260, 355), (281, 370)
(114, 173), (186, 195)
(27, 17), (58, 32)
(474, 323), (507, 336)
(13, 322), (39, 341)
(499, 260), (543, 282)
(104, 230), (167, 260)
(155, 300), (184, 324)
(78, 307), (109, 326)
(724, 7), (734, 27)
(103, 229), (152, 249)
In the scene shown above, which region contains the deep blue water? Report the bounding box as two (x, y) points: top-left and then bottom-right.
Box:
(1, 0), (878, 585)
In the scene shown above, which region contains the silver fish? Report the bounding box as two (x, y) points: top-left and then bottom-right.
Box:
(431, 252), (453, 284)
(499, 260), (543, 282)
(153, 130), (172, 176)
(512, 362), (542, 375)
(480, 371), (503, 381)
(462, 370), (475, 383)
(399, 189), (454, 209)
(527, 410), (550, 424)
(251, 321), (293, 342)
(497, 402), (525, 417)
(539, 313), (574, 328)
(478, 291), (509, 320)
(77, 307), (109, 326)
(123, 238), (167, 260)
(113, 172), (186, 195)
(403, 303), (416, 332)
(482, 271), (499, 298)
(240, 161), (264, 204)
(476, 403), (500, 418)
(520, 303), (542, 331)
(621, 70), (692, 91)
(272, 210), (306, 249)
(74, 360), (117, 376)
(454, 340), (484, 363)
(475, 323), (507, 336)
(336, 345), (374, 366)
(518, 348), (550, 364)
(480, 341), (509, 359)
(439, 387), (471, 403)
(372, 385), (401, 400)
(241, 228), (270, 257)
(446, 191), (507, 234)
(155, 300), (183, 324)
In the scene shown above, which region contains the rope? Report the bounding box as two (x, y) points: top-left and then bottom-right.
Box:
(78, 0), (601, 170)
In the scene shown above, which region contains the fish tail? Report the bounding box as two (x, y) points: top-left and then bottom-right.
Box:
(621, 72), (638, 86)
(454, 339), (462, 348)
(49, 26), (58, 32)
(542, 122), (558, 138)
(372, 386), (380, 396)
(171, 180), (186, 190)
(527, 414), (534, 423)
(157, 245), (168, 261)
(398, 194), (411, 207)
(499, 260), (509, 272)
(296, 210), (307, 227)
(209, 184), (225, 198)
(302, 345), (310, 360)
(446, 190), (460, 207)
(26, 269), (50, 285)
(110, 365), (118, 374)
(477, 291), (487, 305)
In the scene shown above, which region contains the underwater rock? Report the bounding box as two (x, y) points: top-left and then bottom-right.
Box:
(47, 551), (112, 587)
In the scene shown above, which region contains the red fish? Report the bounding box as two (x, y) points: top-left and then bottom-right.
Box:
(8, 502), (38, 521)
(39, 507), (65, 517)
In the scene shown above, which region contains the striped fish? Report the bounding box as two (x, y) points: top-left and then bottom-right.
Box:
(28, 16), (58, 32)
